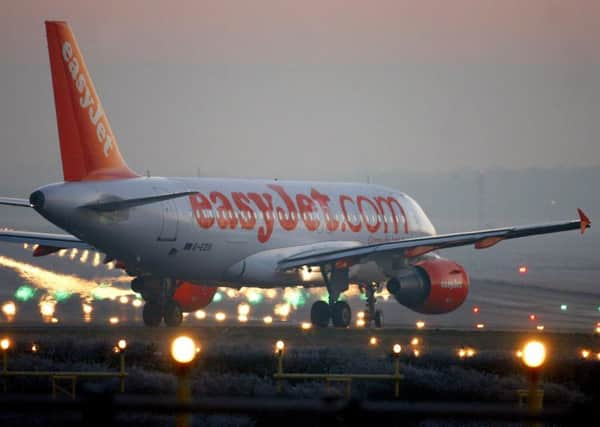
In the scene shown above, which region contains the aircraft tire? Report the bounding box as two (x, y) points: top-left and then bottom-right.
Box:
(331, 301), (351, 328)
(310, 300), (331, 327)
(131, 277), (144, 293)
(374, 310), (384, 328)
(143, 302), (163, 327)
(164, 301), (183, 327)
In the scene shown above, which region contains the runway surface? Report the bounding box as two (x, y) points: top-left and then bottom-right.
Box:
(0, 241), (598, 332)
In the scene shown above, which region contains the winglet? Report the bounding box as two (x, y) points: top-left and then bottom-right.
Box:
(577, 208), (591, 234)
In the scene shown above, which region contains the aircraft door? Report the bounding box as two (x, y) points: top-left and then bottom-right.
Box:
(154, 187), (179, 241)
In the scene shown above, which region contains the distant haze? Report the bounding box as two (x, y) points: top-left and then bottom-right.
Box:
(0, 0), (599, 195)
(1, 1), (599, 270)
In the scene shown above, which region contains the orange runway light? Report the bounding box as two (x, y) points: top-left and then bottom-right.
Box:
(0, 338), (10, 351)
(518, 265), (528, 275)
(529, 314), (536, 321)
(522, 341), (546, 369)
(2, 301), (16, 317)
(237, 303), (250, 317)
(472, 306), (480, 314)
(458, 347), (476, 359)
(171, 336), (200, 365)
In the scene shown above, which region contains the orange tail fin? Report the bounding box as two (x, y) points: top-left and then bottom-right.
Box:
(46, 21), (137, 181)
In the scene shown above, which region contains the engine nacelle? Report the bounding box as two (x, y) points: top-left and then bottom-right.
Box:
(386, 258), (469, 314)
(173, 281), (218, 312)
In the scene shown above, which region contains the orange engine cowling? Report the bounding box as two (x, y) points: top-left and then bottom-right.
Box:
(173, 281), (218, 312)
(386, 258), (469, 314)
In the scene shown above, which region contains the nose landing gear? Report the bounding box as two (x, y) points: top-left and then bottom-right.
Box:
(360, 282), (384, 328)
(132, 277), (183, 327)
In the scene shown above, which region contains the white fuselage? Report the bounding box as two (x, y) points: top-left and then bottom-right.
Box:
(34, 177), (437, 288)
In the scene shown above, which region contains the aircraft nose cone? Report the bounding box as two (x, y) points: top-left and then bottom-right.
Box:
(29, 190), (45, 210)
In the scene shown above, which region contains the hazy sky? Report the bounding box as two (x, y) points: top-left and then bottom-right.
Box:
(1, 0), (599, 193)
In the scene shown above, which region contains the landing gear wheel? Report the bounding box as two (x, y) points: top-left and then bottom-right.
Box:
(131, 277), (144, 294)
(374, 310), (384, 328)
(331, 301), (351, 328)
(164, 301), (183, 327)
(142, 302), (163, 327)
(311, 300), (331, 328)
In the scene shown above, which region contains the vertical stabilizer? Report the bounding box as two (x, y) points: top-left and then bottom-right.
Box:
(45, 21), (137, 181)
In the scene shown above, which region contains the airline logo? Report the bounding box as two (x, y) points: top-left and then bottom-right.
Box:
(440, 279), (463, 289)
(61, 41), (113, 157)
(190, 184), (409, 243)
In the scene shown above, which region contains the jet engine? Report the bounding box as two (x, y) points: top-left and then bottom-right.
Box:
(386, 258), (469, 314)
(173, 281), (218, 312)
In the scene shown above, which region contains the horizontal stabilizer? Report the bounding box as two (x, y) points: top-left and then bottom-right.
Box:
(0, 197), (31, 208)
(0, 230), (92, 249)
(80, 191), (198, 212)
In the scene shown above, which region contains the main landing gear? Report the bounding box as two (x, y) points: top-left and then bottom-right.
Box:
(131, 277), (183, 327)
(309, 266), (352, 328)
(308, 266), (385, 329)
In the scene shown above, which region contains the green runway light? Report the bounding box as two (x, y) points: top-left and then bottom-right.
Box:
(53, 290), (72, 302)
(560, 304), (567, 311)
(247, 290), (263, 305)
(90, 282), (113, 300)
(91, 289), (105, 300)
(14, 285), (36, 302)
(284, 288), (305, 308)
(359, 293), (368, 301)
(213, 292), (223, 302)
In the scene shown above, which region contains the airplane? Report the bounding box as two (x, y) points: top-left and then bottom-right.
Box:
(0, 21), (592, 327)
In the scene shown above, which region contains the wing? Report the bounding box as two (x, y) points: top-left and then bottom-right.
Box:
(0, 197), (31, 208)
(278, 209), (591, 271)
(0, 230), (92, 250)
(1, 192), (197, 212)
(80, 191), (198, 212)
